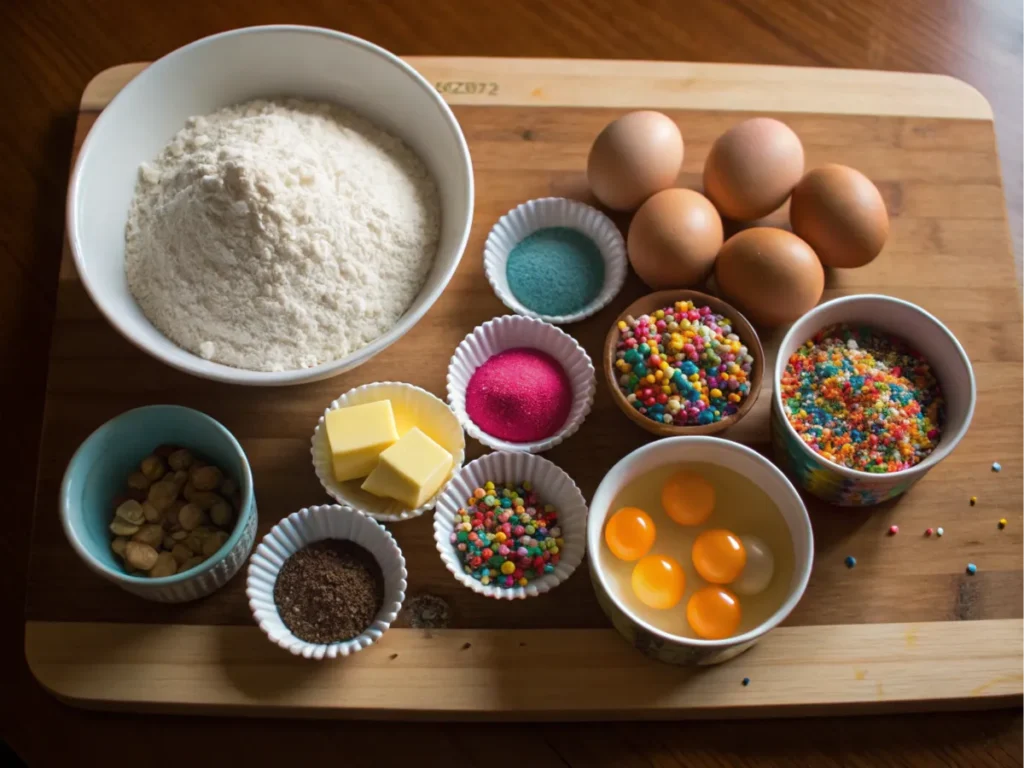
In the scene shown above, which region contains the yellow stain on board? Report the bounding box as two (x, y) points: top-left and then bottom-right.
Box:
(876, 681), (885, 698)
(904, 627), (918, 648)
(854, 669), (867, 681)
(970, 674), (1024, 696)
(530, 87), (545, 99)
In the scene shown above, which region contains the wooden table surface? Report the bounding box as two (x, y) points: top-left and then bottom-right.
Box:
(3, 1), (1021, 765)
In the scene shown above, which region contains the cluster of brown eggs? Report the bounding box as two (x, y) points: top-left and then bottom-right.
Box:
(586, 112), (889, 327)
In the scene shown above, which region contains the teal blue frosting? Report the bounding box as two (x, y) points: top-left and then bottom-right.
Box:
(505, 227), (604, 316)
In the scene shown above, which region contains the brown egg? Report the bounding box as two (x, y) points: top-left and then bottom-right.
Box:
(703, 118), (804, 221)
(587, 111), (684, 211)
(715, 228), (824, 327)
(790, 164), (889, 268)
(627, 189), (723, 289)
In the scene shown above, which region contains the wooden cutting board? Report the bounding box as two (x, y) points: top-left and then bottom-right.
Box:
(26, 58), (1023, 719)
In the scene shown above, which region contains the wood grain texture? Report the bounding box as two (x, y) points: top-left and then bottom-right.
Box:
(4, 1), (1022, 765)
(21, 54), (1024, 724)
(25, 620), (1024, 718)
(28, 89), (1023, 636)
(78, 59), (994, 117)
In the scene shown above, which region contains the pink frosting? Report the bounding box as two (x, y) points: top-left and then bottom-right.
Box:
(465, 348), (573, 442)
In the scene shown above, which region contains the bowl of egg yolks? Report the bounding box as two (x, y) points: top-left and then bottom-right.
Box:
(587, 436), (813, 666)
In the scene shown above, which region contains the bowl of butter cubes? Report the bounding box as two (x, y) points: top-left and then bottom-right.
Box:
(311, 381), (467, 521)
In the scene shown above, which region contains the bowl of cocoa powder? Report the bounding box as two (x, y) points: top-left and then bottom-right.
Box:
(247, 505), (407, 659)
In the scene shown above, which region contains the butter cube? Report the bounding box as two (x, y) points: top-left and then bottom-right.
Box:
(325, 400), (399, 482)
(361, 428), (453, 508)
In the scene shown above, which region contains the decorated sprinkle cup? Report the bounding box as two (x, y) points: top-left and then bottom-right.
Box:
(312, 381), (465, 522)
(772, 294), (976, 507)
(447, 315), (596, 453)
(247, 504), (407, 660)
(433, 450), (588, 599)
(483, 197), (628, 324)
(603, 290), (764, 437)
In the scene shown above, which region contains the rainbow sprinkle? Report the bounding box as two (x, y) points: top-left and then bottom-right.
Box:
(781, 324), (944, 472)
(450, 481), (561, 588)
(612, 301), (754, 427)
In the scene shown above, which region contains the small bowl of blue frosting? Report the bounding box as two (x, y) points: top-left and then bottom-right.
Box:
(483, 197), (627, 325)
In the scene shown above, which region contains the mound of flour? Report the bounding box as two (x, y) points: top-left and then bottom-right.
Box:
(125, 98), (440, 372)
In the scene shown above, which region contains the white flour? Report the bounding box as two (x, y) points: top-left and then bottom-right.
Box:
(125, 98), (440, 372)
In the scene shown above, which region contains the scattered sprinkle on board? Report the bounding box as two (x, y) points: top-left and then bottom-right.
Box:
(936, 527), (944, 537)
(888, 525), (899, 536)
(970, 496), (977, 506)
(966, 563), (977, 575)
(742, 677), (751, 686)
(925, 528), (934, 537)
(999, 518), (1007, 529)
(992, 462), (1002, 472)
(844, 556), (857, 568)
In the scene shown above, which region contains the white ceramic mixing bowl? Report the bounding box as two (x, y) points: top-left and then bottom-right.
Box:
(67, 25), (474, 386)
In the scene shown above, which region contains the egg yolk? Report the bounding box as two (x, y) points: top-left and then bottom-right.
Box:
(661, 470), (715, 526)
(604, 507), (656, 561)
(687, 586), (742, 639)
(692, 529), (746, 584)
(631, 554), (685, 610)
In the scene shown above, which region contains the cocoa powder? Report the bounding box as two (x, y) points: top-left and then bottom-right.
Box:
(273, 540), (384, 644)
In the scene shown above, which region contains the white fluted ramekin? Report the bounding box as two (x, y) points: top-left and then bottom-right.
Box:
(311, 381), (465, 522)
(446, 315), (596, 453)
(483, 197), (627, 324)
(247, 504), (407, 660)
(432, 451), (588, 599)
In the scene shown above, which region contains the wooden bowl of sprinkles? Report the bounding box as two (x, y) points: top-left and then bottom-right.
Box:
(603, 289), (765, 437)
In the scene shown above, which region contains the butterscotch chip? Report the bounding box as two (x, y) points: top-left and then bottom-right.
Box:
(131, 523), (164, 549)
(147, 480), (178, 512)
(115, 500), (145, 525)
(110, 519), (140, 537)
(191, 465), (222, 491)
(168, 449), (194, 471)
(170, 543), (192, 565)
(210, 500), (234, 528)
(202, 530), (230, 557)
(178, 503), (202, 531)
(125, 541), (159, 571)
(149, 552), (177, 577)
(143, 502), (163, 523)
(184, 486), (223, 511)
(140, 455), (166, 481)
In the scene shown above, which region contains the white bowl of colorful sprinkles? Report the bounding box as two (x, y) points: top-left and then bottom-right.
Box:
(483, 196), (627, 325)
(311, 381), (466, 522)
(446, 315), (596, 454)
(432, 450), (588, 599)
(247, 504), (407, 659)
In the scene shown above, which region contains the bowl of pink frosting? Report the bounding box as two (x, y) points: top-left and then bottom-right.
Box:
(446, 315), (596, 453)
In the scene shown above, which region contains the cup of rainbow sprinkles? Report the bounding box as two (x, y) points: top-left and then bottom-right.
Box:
(771, 294), (976, 506)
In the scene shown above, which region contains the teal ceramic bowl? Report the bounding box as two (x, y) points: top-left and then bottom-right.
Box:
(60, 405), (258, 602)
